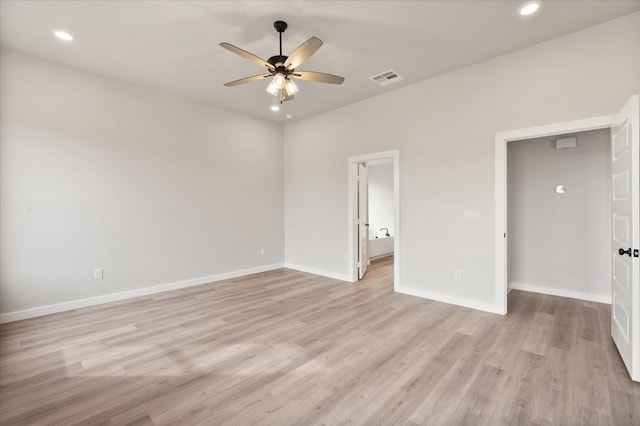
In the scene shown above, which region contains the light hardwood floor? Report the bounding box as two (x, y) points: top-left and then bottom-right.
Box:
(1, 256), (639, 425)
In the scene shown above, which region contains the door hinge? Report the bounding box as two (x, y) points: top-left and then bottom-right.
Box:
(634, 249), (639, 258)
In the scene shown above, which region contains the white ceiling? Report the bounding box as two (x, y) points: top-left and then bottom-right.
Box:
(1, 1), (639, 123)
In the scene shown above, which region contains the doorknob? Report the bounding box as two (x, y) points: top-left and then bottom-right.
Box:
(619, 247), (632, 257)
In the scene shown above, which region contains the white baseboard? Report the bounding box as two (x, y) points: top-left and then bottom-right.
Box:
(370, 253), (393, 261)
(0, 263), (285, 324)
(509, 281), (611, 304)
(395, 285), (503, 315)
(283, 263), (352, 282)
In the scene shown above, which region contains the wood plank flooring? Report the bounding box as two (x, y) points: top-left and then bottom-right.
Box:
(1, 256), (639, 425)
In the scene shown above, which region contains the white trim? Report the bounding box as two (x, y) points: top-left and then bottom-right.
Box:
(396, 285), (503, 315)
(370, 253), (394, 261)
(495, 113), (617, 315)
(283, 263), (351, 282)
(347, 150), (400, 290)
(510, 281), (611, 304)
(0, 263), (284, 324)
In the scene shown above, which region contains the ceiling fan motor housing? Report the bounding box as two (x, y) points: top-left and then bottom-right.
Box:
(268, 55), (289, 70)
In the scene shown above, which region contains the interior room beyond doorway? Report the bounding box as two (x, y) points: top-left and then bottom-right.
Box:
(507, 128), (611, 303)
(347, 150), (399, 289)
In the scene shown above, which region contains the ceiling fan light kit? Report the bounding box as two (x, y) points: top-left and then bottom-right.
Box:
(285, 79), (299, 95)
(220, 20), (344, 104)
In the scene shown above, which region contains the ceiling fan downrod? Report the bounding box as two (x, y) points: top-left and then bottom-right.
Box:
(274, 21), (287, 57)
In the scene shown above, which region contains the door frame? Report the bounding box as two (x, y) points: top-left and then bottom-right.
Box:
(348, 150), (400, 288)
(494, 113), (617, 314)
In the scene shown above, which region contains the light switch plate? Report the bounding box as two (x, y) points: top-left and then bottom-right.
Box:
(464, 210), (480, 221)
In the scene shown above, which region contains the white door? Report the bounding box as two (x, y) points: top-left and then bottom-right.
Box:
(611, 95), (639, 382)
(358, 162), (369, 279)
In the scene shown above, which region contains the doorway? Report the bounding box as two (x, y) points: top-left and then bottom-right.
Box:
(347, 150), (400, 289)
(494, 95), (639, 381)
(496, 113), (620, 313)
(507, 128), (611, 303)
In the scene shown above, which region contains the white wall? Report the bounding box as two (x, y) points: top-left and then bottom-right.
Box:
(368, 163), (394, 239)
(507, 129), (611, 301)
(0, 49), (284, 316)
(283, 12), (640, 311)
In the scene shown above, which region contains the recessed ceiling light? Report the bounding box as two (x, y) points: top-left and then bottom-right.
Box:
(285, 114), (293, 119)
(53, 30), (74, 41)
(270, 105), (280, 112)
(519, 1), (540, 16)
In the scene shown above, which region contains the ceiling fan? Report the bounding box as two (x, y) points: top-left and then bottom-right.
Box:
(220, 21), (345, 103)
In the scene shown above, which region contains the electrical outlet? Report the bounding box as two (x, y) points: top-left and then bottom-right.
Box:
(454, 270), (462, 281)
(260, 248), (266, 256)
(94, 268), (103, 279)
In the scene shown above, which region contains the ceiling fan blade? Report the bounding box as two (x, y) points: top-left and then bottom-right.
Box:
(219, 42), (275, 71)
(292, 71), (345, 84)
(223, 74), (271, 87)
(284, 37), (323, 69)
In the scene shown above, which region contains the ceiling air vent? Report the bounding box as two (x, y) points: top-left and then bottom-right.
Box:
(369, 70), (404, 86)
